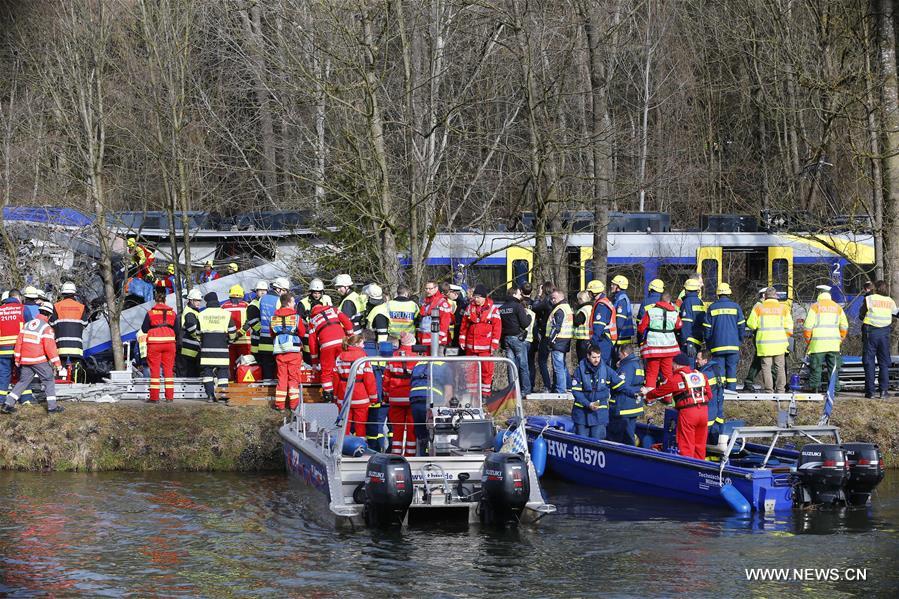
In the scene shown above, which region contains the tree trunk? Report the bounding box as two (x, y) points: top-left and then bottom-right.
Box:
(865, 9), (886, 280)
(243, 4), (278, 200)
(878, 0), (899, 294)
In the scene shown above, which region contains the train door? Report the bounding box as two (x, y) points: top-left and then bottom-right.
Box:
(506, 246), (532, 289)
(768, 247), (793, 302)
(580, 246), (594, 290)
(696, 246), (722, 301)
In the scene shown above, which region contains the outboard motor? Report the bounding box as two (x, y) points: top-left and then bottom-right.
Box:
(842, 443), (885, 507)
(794, 443), (848, 506)
(363, 454), (413, 527)
(479, 452), (530, 525)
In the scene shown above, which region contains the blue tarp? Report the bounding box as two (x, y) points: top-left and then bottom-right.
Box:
(3, 206), (94, 227)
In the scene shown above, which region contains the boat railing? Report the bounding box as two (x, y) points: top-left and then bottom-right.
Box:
(718, 424), (842, 484)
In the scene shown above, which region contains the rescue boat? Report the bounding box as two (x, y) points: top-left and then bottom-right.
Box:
(279, 355), (555, 528)
(524, 411), (884, 513)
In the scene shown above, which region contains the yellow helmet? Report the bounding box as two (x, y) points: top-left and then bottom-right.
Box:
(648, 278), (664, 293)
(611, 274), (629, 290)
(228, 262), (239, 272)
(717, 282), (732, 296)
(229, 284), (244, 298)
(127, 237), (136, 247)
(683, 278), (701, 292)
(586, 280), (605, 294)
(205, 260), (213, 267)
(167, 264), (175, 274)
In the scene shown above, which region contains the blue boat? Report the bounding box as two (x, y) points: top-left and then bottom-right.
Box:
(525, 410), (884, 513)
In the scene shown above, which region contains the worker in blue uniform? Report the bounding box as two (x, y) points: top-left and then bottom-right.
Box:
(409, 360), (453, 455)
(635, 279), (664, 323)
(696, 350), (724, 435)
(588, 280), (618, 365)
(677, 278), (705, 367)
(702, 283), (745, 391)
(570, 344), (614, 440)
(609, 344), (645, 445)
(610, 275), (634, 367)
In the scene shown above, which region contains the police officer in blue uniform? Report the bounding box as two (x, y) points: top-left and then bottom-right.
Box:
(696, 350), (724, 436)
(609, 344), (645, 445)
(571, 344), (614, 439)
(703, 283), (745, 391)
(409, 360), (453, 455)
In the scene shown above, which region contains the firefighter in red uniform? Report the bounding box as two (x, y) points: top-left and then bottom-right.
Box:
(335, 334), (379, 437)
(458, 284), (502, 397)
(222, 284), (251, 381)
(308, 303), (354, 402)
(141, 286), (178, 402)
(272, 293), (306, 411)
(1, 303), (65, 414)
(384, 333), (418, 456)
(643, 353), (711, 460)
(418, 280), (453, 350)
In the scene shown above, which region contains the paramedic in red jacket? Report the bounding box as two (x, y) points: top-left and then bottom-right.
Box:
(335, 334), (379, 438)
(1, 303), (65, 414)
(384, 333), (418, 456)
(418, 281), (453, 349)
(141, 286), (178, 402)
(644, 353), (711, 459)
(308, 303), (354, 402)
(458, 284), (502, 397)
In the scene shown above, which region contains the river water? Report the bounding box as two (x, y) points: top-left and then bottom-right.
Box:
(0, 471), (896, 598)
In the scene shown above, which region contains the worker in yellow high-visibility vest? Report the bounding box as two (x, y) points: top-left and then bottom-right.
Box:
(803, 286), (848, 393)
(858, 280), (897, 398)
(746, 287), (793, 394)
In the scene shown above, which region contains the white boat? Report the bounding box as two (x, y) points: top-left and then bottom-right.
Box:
(279, 355), (555, 528)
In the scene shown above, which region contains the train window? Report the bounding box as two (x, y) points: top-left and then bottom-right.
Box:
(465, 265), (508, 298)
(608, 264), (644, 302)
(844, 263), (876, 295)
(771, 258), (788, 294)
(657, 264), (696, 295)
(511, 259), (529, 288)
(794, 263), (832, 301)
(701, 259), (718, 299)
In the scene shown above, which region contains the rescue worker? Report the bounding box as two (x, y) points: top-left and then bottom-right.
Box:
(637, 291), (682, 389)
(0, 289), (24, 405)
(531, 282), (555, 389)
(308, 302), (354, 402)
(272, 292), (305, 411)
(334, 334), (378, 438)
(678, 278), (705, 366)
(446, 284), (467, 348)
(256, 277), (289, 380)
(198, 292), (236, 403)
(227, 262), (239, 276)
(459, 284), (502, 397)
(644, 354), (711, 459)
(22, 286), (41, 321)
(418, 280), (453, 350)
(177, 289), (203, 377)
(588, 280), (618, 366)
(297, 278), (332, 322)
(676, 273), (702, 307)
(363, 330), (390, 451)
(243, 280), (269, 370)
(141, 286), (177, 402)
(636, 278), (664, 322)
(335, 274), (366, 334)
(1, 302), (65, 414)
(572, 290), (594, 362)
(198, 260), (219, 283)
(696, 350), (724, 434)
(742, 287), (770, 391)
(703, 283), (745, 391)
(128, 237), (155, 279)
(499, 287), (532, 396)
(610, 275), (635, 362)
(804, 287), (849, 393)
(859, 279), (897, 398)
(746, 287), (793, 394)
(609, 344), (644, 445)
(544, 290), (573, 394)
(384, 333), (417, 456)
(222, 285), (251, 381)
(386, 286), (419, 340)
(49, 281), (88, 374)
(409, 358), (454, 455)
(163, 264), (186, 296)
(570, 344), (614, 439)
(365, 285), (390, 344)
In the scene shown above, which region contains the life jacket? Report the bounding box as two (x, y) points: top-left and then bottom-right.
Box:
(674, 370), (709, 409)
(258, 294), (279, 338)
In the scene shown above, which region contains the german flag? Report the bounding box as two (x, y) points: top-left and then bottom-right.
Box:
(485, 381), (516, 414)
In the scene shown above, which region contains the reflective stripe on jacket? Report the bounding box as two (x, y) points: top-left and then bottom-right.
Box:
(746, 299), (793, 357)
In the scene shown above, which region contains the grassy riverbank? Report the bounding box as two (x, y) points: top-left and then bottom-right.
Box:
(524, 398), (899, 468)
(0, 403), (284, 472)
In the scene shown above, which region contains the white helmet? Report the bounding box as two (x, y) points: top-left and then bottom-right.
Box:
(255, 280), (269, 291)
(187, 289), (203, 301)
(61, 281), (77, 295)
(365, 283), (383, 301)
(272, 277), (291, 291)
(309, 278), (325, 292)
(23, 286), (39, 299)
(333, 274), (353, 287)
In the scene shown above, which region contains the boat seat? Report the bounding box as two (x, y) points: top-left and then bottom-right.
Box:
(451, 419), (495, 451)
